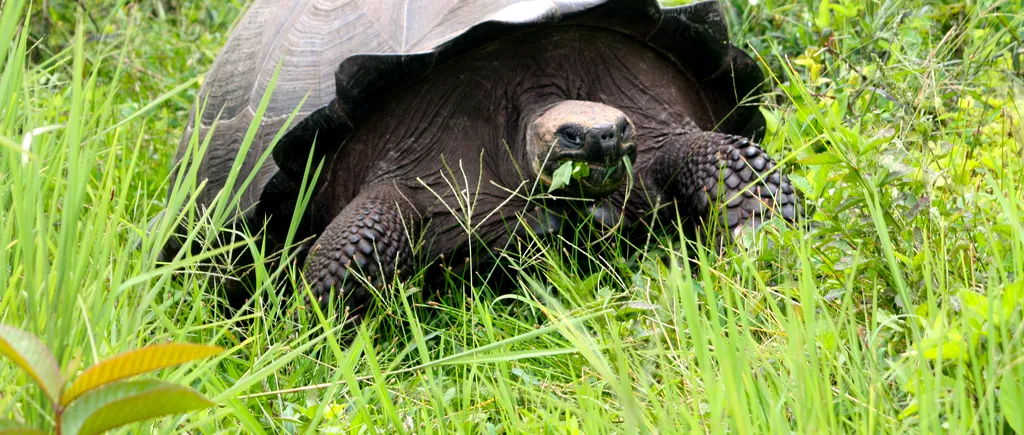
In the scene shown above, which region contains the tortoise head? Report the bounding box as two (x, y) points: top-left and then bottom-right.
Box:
(527, 101), (638, 198)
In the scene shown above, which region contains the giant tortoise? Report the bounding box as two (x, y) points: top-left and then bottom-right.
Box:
(162, 0), (797, 319)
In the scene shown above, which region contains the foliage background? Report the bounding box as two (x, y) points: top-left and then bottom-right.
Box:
(1, 0), (1022, 433)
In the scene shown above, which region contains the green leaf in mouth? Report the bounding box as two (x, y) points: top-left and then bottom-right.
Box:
(548, 161), (590, 192)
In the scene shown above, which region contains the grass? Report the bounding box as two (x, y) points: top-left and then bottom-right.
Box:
(1, 0), (1022, 433)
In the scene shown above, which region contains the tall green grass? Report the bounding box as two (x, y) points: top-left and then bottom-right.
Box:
(2, 0), (1023, 433)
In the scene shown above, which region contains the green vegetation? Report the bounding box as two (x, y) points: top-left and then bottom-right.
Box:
(1, 0), (1022, 432)
(0, 324), (221, 435)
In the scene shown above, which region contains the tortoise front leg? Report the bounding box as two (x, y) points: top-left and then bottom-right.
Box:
(304, 183), (420, 320)
(647, 131), (796, 235)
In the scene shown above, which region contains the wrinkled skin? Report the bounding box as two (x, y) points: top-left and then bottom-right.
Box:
(298, 27), (796, 320)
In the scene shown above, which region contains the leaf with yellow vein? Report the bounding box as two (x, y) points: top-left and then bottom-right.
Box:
(60, 379), (215, 435)
(0, 325), (64, 406)
(61, 343), (221, 406)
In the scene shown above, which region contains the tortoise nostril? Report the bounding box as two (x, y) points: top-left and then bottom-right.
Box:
(588, 125), (619, 150)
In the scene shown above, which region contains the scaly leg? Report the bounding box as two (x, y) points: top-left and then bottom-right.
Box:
(304, 183), (420, 320)
(647, 131), (796, 235)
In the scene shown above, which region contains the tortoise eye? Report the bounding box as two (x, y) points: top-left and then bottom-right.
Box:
(558, 127), (583, 149)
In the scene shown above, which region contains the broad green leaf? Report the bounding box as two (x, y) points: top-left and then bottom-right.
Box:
(787, 173), (813, 197)
(759, 107), (779, 133)
(958, 289), (989, 320)
(62, 343), (221, 405)
(572, 161), (589, 178)
(61, 379), (216, 435)
(1002, 280), (1023, 324)
(919, 332), (968, 361)
(615, 301), (660, 318)
(0, 419), (47, 435)
(897, 400), (918, 420)
(548, 160), (575, 192)
(999, 367), (1024, 434)
(797, 151), (843, 165)
(0, 324), (63, 405)
(815, 0), (832, 28)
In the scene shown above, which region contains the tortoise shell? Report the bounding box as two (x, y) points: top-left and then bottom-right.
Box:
(170, 0), (766, 234)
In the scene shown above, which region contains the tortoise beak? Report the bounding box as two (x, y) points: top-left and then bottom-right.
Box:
(544, 120), (637, 198)
(529, 100), (637, 198)
(581, 123), (634, 167)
